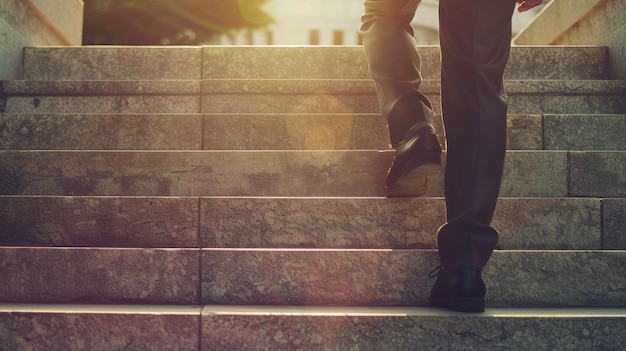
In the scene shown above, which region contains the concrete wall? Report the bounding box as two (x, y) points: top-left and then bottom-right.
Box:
(513, 0), (626, 79)
(0, 0), (84, 80)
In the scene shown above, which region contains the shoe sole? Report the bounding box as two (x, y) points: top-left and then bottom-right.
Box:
(386, 152), (441, 198)
(429, 296), (485, 313)
(447, 297), (485, 313)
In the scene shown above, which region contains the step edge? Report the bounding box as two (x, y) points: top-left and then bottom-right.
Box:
(1, 303), (624, 318)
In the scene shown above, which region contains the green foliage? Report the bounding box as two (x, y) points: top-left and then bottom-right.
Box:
(83, 0), (273, 45)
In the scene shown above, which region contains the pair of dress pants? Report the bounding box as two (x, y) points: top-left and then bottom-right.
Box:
(361, 0), (516, 270)
(360, 0), (433, 148)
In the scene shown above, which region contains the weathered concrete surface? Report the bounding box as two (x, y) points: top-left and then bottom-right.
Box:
(0, 248), (200, 304)
(0, 196), (199, 247)
(202, 306), (626, 351)
(201, 249), (626, 307)
(200, 197), (601, 250)
(0, 304), (200, 351)
(0, 150), (569, 197)
(513, 0), (625, 79)
(603, 199), (626, 249)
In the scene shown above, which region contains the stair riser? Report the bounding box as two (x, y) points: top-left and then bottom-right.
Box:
(0, 151), (574, 197)
(3, 248), (623, 306)
(604, 199), (626, 249)
(0, 197), (199, 248)
(22, 46), (608, 80)
(570, 152), (626, 197)
(5, 79), (622, 96)
(24, 47), (203, 81)
(3, 114), (625, 151)
(0, 114), (205, 150)
(4, 94), (624, 115)
(202, 314), (625, 351)
(544, 114), (626, 150)
(201, 250), (626, 307)
(200, 198), (606, 250)
(2, 96), (201, 114)
(1, 197), (614, 250)
(4, 151), (623, 198)
(201, 46), (608, 80)
(0, 248), (200, 304)
(0, 113), (545, 151)
(0, 312), (198, 351)
(199, 94), (625, 115)
(0, 113), (391, 151)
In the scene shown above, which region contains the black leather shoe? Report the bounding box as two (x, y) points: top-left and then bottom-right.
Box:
(429, 266), (486, 313)
(386, 123), (442, 197)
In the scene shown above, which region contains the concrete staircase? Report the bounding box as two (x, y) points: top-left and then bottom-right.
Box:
(0, 45), (625, 350)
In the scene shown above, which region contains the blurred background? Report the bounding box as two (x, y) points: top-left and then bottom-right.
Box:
(83, 0), (545, 46)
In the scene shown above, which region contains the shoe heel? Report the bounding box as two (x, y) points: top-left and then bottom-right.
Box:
(405, 151), (442, 175)
(386, 152), (441, 197)
(447, 297), (485, 313)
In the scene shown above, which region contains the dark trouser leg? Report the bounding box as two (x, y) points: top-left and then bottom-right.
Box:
(437, 0), (516, 270)
(360, 0), (432, 147)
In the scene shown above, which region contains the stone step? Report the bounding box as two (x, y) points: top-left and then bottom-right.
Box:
(200, 250), (626, 307)
(199, 79), (626, 115)
(2, 79), (624, 115)
(2, 113), (623, 151)
(0, 304), (201, 351)
(202, 307), (626, 351)
(208, 307), (626, 351)
(6, 79), (623, 96)
(544, 114), (626, 150)
(0, 248), (624, 306)
(0, 150), (623, 197)
(1, 196), (622, 250)
(0, 196), (199, 248)
(0, 113), (206, 150)
(1, 304), (624, 351)
(7, 44), (620, 350)
(22, 46), (609, 80)
(205, 113), (626, 152)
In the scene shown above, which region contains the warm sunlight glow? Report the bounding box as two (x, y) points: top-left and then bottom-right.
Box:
(239, 0), (271, 25)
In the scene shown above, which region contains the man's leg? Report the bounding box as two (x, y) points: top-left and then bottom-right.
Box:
(361, 0), (442, 197)
(431, 0), (517, 312)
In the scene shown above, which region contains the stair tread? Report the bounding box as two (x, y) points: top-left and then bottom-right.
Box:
(0, 303), (202, 314)
(2, 303), (625, 317)
(204, 305), (626, 318)
(23, 46), (609, 80)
